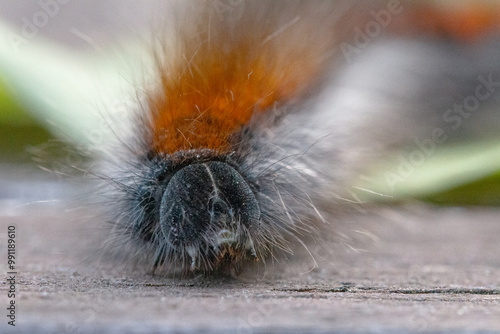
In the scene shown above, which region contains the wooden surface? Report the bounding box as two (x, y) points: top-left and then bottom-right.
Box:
(0, 171), (499, 333)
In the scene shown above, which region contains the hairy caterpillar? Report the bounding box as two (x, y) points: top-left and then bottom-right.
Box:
(97, 0), (500, 276)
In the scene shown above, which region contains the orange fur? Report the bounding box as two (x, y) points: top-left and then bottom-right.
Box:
(147, 2), (345, 155)
(390, 3), (500, 42)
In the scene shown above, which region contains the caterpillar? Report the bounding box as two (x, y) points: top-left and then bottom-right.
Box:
(98, 0), (500, 276)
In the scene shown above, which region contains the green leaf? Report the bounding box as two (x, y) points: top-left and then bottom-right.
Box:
(0, 78), (36, 125)
(425, 170), (500, 206)
(353, 141), (500, 206)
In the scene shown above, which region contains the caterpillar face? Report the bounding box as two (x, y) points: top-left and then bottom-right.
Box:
(129, 151), (264, 272)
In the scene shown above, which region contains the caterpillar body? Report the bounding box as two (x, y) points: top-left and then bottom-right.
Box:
(99, 1), (500, 276)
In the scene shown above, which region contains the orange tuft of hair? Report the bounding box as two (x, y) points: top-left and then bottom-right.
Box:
(146, 2), (348, 155)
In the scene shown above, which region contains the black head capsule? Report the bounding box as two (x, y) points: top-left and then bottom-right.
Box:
(159, 161), (261, 270)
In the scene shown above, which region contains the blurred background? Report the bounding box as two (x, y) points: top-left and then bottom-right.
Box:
(0, 0), (162, 204)
(1, 0), (500, 206)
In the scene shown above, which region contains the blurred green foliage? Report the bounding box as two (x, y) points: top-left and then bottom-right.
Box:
(354, 140), (500, 206)
(426, 171), (500, 206)
(0, 79), (34, 125)
(0, 80), (53, 162)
